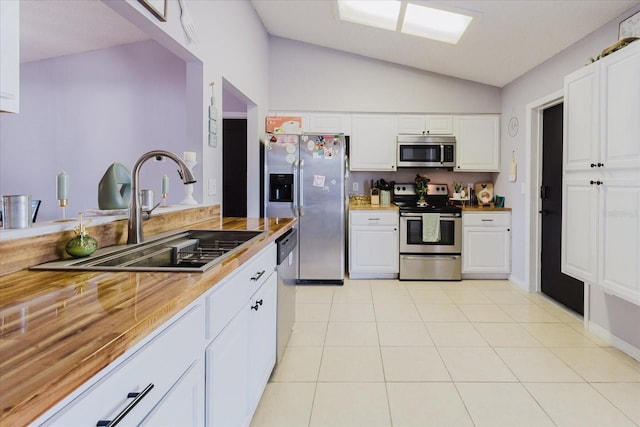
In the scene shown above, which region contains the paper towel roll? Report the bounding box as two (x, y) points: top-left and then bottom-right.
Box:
(509, 152), (517, 182)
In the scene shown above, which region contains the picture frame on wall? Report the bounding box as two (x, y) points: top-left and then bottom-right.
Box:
(619, 10), (640, 39)
(138, 0), (167, 22)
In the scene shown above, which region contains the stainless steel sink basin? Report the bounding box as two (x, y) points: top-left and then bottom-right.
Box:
(32, 229), (267, 272)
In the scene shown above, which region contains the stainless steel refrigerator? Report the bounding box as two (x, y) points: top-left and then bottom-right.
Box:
(264, 133), (345, 285)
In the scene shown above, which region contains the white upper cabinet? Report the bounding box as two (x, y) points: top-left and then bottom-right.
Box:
(397, 115), (453, 134)
(563, 65), (600, 172)
(307, 113), (351, 135)
(600, 43), (640, 171)
(454, 115), (500, 172)
(562, 41), (640, 306)
(0, 0), (20, 113)
(350, 114), (398, 171)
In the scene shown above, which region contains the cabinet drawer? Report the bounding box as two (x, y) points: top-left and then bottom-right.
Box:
(41, 305), (204, 426)
(463, 212), (510, 227)
(207, 243), (276, 340)
(350, 211), (398, 226)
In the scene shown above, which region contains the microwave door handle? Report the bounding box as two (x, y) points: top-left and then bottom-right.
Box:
(292, 160), (299, 217)
(440, 144), (444, 165)
(299, 159), (305, 216)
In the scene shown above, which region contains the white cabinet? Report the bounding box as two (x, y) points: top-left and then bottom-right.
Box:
(207, 301), (251, 427)
(206, 243), (277, 427)
(349, 210), (399, 278)
(39, 305), (205, 426)
(307, 113), (351, 134)
(462, 212), (511, 277)
(454, 115), (500, 172)
(397, 115), (453, 134)
(249, 273), (277, 411)
(0, 0), (19, 113)
(350, 114), (398, 171)
(562, 42), (640, 305)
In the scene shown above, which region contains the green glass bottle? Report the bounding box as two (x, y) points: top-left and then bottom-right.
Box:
(66, 213), (98, 258)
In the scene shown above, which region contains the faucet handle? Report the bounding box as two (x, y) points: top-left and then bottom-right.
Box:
(142, 202), (161, 220)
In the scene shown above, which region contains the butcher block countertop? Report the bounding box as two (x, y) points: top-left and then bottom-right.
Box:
(0, 215), (296, 426)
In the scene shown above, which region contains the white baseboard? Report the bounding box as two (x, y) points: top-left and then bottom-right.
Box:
(508, 274), (528, 292)
(588, 321), (640, 362)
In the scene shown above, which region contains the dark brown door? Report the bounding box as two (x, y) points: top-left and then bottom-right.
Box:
(540, 103), (584, 315)
(222, 119), (247, 217)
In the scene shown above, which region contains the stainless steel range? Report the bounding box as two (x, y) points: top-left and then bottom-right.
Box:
(393, 183), (462, 281)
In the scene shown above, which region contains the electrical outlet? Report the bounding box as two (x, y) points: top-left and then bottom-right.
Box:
(209, 178), (217, 195)
(352, 182), (359, 192)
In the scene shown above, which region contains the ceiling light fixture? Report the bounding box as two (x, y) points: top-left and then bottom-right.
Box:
(337, 0), (473, 45)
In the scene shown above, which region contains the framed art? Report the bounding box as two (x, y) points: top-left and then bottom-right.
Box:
(138, 0), (167, 22)
(619, 10), (640, 39)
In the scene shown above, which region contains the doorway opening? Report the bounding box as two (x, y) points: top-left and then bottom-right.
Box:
(221, 80), (259, 218)
(525, 89), (585, 316)
(540, 103), (584, 315)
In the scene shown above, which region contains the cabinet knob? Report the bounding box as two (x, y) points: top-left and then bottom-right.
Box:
(251, 300), (263, 311)
(590, 180), (596, 185)
(590, 163), (597, 168)
(598, 163), (604, 167)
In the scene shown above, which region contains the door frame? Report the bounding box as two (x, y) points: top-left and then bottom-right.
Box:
(524, 89), (563, 295)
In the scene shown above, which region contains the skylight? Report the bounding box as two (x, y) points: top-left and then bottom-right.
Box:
(337, 0), (473, 45)
(337, 0), (401, 31)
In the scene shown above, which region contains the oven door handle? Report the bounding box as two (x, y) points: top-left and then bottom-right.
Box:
(401, 213), (460, 218)
(401, 255), (460, 260)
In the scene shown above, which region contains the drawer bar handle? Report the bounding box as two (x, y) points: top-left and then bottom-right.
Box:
(481, 219), (494, 222)
(251, 270), (266, 281)
(251, 299), (264, 311)
(96, 383), (154, 427)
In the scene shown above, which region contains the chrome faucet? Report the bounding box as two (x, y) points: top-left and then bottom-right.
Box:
(127, 150), (197, 244)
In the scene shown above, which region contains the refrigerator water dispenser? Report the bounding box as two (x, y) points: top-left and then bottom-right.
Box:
(269, 174), (293, 202)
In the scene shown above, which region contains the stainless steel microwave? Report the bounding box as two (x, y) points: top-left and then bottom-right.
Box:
(397, 135), (456, 168)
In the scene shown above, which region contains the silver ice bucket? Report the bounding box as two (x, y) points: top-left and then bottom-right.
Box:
(2, 194), (32, 229)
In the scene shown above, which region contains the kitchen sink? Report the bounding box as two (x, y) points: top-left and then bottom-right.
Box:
(31, 229), (267, 273)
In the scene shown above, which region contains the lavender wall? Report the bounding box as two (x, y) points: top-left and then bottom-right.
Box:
(0, 40), (188, 222)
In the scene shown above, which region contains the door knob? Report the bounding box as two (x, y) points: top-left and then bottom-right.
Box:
(539, 209), (550, 216)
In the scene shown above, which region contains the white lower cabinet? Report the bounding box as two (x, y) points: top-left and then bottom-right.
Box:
(36, 243), (278, 427)
(207, 244), (277, 427)
(207, 302), (251, 427)
(462, 212), (511, 278)
(249, 273), (277, 411)
(39, 305), (205, 426)
(349, 210), (399, 278)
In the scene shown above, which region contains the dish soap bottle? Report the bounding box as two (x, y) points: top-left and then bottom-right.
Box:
(66, 212), (98, 258)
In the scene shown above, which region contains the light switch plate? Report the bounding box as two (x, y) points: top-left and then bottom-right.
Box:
(353, 182), (359, 192)
(209, 178), (217, 195)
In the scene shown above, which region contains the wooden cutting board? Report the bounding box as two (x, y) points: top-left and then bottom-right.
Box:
(475, 183), (494, 205)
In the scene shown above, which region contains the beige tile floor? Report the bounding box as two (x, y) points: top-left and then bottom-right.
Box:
(251, 278), (640, 427)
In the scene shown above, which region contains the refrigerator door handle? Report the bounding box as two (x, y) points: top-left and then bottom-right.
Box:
(292, 160), (299, 216)
(299, 158), (305, 216)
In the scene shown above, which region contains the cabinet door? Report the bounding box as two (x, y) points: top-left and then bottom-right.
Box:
(0, 0), (19, 113)
(563, 64), (600, 171)
(598, 179), (640, 304)
(249, 273), (277, 412)
(207, 306), (251, 427)
(350, 114), (397, 171)
(600, 42), (640, 171)
(140, 360), (204, 426)
(397, 115), (427, 134)
(307, 113), (351, 134)
(424, 115), (453, 134)
(462, 227), (510, 273)
(349, 226), (399, 274)
(454, 115), (500, 171)
(561, 177), (599, 283)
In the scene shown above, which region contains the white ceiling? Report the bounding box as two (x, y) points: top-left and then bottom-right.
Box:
(251, 0), (640, 87)
(20, 0), (149, 63)
(19, 0), (640, 88)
